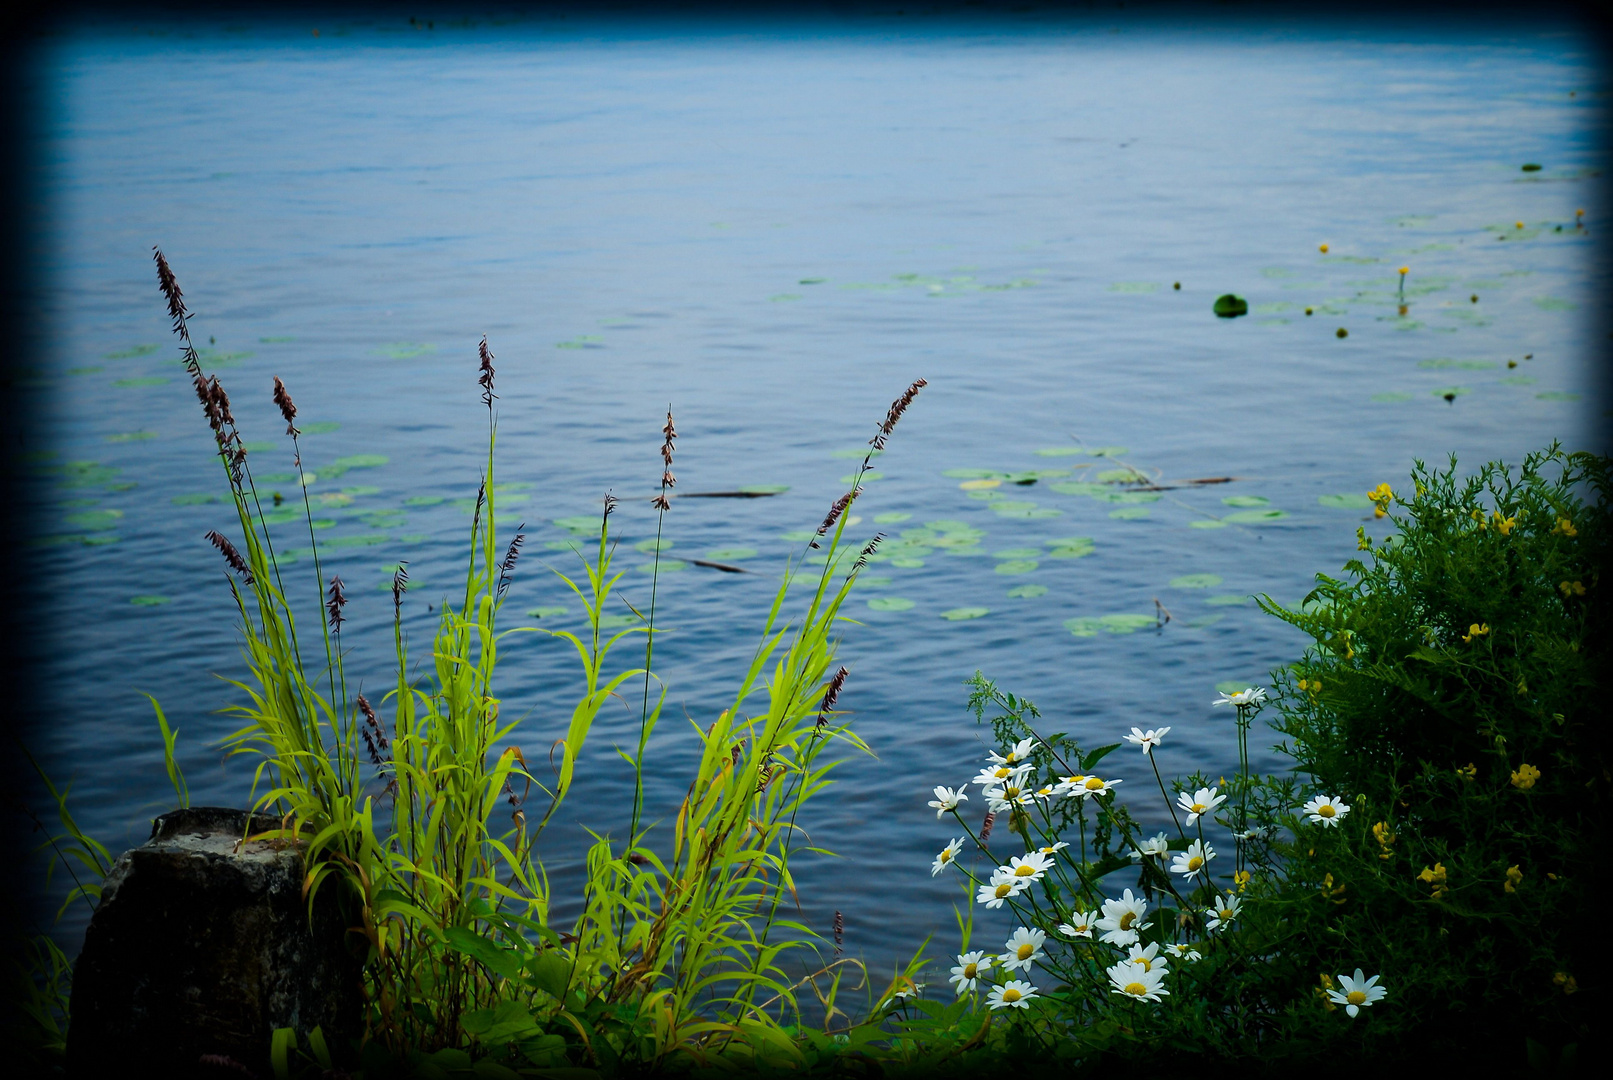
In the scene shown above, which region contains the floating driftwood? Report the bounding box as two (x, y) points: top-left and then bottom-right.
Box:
(1132, 477), (1237, 492)
(692, 559), (747, 573)
(668, 490), (782, 499)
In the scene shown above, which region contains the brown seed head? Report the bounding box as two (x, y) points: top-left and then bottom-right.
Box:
(813, 489), (857, 544)
(498, 527), (526, 598)
(603, 492), (618, 520)
(272, 376), (300, 436)
(980, 811), (996, 844)
(326, 575), (347, 632)
(478, 336), (497, 407)
(853, 532), (884, 571)
(152, 248), (188, 336)
(870, 378), (927, 451)
(390, 562), (409, 619)
(204, 530), (254, 584)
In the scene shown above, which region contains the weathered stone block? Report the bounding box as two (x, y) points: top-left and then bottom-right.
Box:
(67, 807), (362, 1078)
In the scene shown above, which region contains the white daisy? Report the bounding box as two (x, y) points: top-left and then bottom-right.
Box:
(1037, 842), (1070, 856)
(1107, 959), (1169, 1002)
(947, 950), (992, 995)
(1170, 839), (1216, 881)
(1326, 968), (1387, 1017)
(1096, 889), (1152, 946)
(931, 838), (965, 876)
(972, 762), (1033, 789)
(928, 785), (968, 819)
(984, 781), (1035, 813)
(1300, 794), (1351, 827)
(1033, 784), (1057, 800)
(1130, 831), (1170, 861)
(1069, 775), (1122, 799)
(1177, 786), (1226, 825)
(1204, 893), (1241, 933)
(1003, 850), (1055, 883)
(987, 738), (1037, 766)
(1122, 942), (1170, 976)
(986, 979), (1039, 1010)
(1058, 910), (1097, 939)
(1213, 687), (1267, 707)
(1163, 943), (1202, 962)
(1123, 726), (1171, 755)
(1051, 774), (1087, 796)
(1000, 926), (1048, 972)
(976, 867), (1026, 909)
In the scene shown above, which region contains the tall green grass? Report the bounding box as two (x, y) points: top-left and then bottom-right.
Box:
(136, 252), (920, 1070)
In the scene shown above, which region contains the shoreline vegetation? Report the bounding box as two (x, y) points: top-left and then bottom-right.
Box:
(9, 253), (1602, 1076)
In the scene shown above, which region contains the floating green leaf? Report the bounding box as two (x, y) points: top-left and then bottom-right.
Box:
(552, 516), (601, 534)
(172, 493), (220, 506)
(105, 431), (157, 443)
(105, 344), (159, 359)
(1206, 594), (1249, 606)
(779, 530), (816, 542)
(852, 575), (892, 589)
(129, 595), (169, 607)
(1222, 508), (1289, 524)
(994, 559), (1038, 575)
(992, 548), (1042, 560)
(324, 534), (391, 549)
(1500, 376), (1537, 386)
(1094, 470), (1136, 483)
(840, 472), (882, 484)
(1370, 392), (1414, 403)
(1087, 447), (1128, 458)
(598, 613), (642, 629)
(1221, 495), (1268, 508)
(1050, 481), (1108, 497)
(1213, 294), (1249, 318)
(1170, 573), (1223, 589)
(525, 606), (567, 619)
(1190, 519), (1227, 529)
(889, 557), (925, 568)
(867, 597), (915, 612)
(65, 509), (123, 531)
(941, 607), (989, 621)
(705, 547), (758, 561)
(1418, 358), (1495, 370)
(637, 560), (687, 573)
(1007, 584), (1048, 598)
(1431, 387), (1470, 399)
(926, 520), (977, 534)
(259, 336), (296, 343)
(334, 454), (388, 469)
(1098, 491), (1160, 504)
(635, 538), (672, 553)
(300, 421), (341, 434)
(1109, 281), (1160, 293)
(1108, 508), (1151, 520)
(873, 511), (911, 524)
(1318, 493), (1373, 509)
(404, 496), (444, 507)
(1536, 391), (1582, 402)
(113, 377), (170, 388)
(1532, 296), (1576, 311)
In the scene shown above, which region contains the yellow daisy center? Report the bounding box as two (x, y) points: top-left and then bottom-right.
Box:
(1084, 777), (1105, 790)
(1017, 944), (1034, 960)
(1191, 802), (1206, 813)
(963, 963), (979, 979)
(1002, 988), (1021, 1003)
(1125, 982), (1147, 997)
(1014, 865), (1035, 877)
(939, 851), (953, 864)
(994, 883), (1013, 899)
(1187, 856), (1204, 871)
(1136, 958), (1153, 972)
(1119, 912), (1136, 930)
(1347, 990), (1367, 1005)
(1319, 804), (1336, 818)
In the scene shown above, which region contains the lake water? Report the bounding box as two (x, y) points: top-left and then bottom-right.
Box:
(24, 12), (1603, 975)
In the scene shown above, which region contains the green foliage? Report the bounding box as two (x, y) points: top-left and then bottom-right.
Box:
(1246, 446), (1606, 1059)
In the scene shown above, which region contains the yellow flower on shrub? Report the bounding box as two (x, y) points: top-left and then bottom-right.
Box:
(1504, 865), (1523, 893)
(1462, 622), (1490, 643)
(1356, 528), (1371, 551)
(1372, 821), (1395, 859)
(1553, 972), (1578, 995)
(1559, 579), (1585, 597)
(1418, 862), (1448, 899)
(1510, 763), (1541, 790)
(1456, 763), (1477, 782)
(1553, 516), (1578, 537)
(1491, 512), (1516, 535)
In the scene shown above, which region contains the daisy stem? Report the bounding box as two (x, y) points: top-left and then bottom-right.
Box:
(1150, 752), (1186, 839)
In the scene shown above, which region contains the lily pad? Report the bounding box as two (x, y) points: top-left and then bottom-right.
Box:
(1536, 391), (1582, 402)
(1432, 387), (1470, 399)
(1500, 376), (1537, 386)
(1109, 281), (1160, 293)
(994, 559), (1038, 575)
(959, 478), (1001, 490)
(1034, 447), (1085, 457)
(1098, 491), (1160, 504)
(334, 454), (388, 469)
(1007, 584), (1048, 598)
(867, 597), (915, 612)
(637, 560), (687, 572)
(113, 377), (170, 388)
(1318, 493), (1373, 509)
(1087, 447), (1128, 458)
(1206, 594), (1249, 606)
(1418, 358), (1495, 370)
(1050, 481), (1108, 497)
(65, 509), (123, 531)
(544, 539), (585, 552)
(779, 530), (817, 542)
(873, 512), (911, 524)
(997, 506), (1062, 519)
(598, 613), (642, 630)
(1370, 392), (1414, 403)
(1094, 470), (1137, 484)
(926, 520), (978, 534)
(106, 431), (157, 443)
(1192, 521), (1229, 531)
(525, 606), (567, 619)
(404, 496), (444, 507)
(840, 472), (883, 484)
(942, 468), (1007, 479)
(992, 548), (1042, 559)
(890, 557), (925, 568)
(552, 516), (602, 533)
(705, 547), (758, 561)
(1221, 495), (1268, 508)
(300, 421), (341, 434)
(1213, 294), (1249, 318)
(1108, 508), (1151, 520)
(852, 575), (892, 589)
(105, 344), (160, 359)
(374, 343), (437, 359)
(1533, 296), (1576, 311)
(1170, 573), (1224, 589)
(324, 534), (390, 549)
(635, 538), (673, 553)
(1222, 508), (1289, 524)
(129, 595), (170, 607)
(941, 607), (989, 621)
